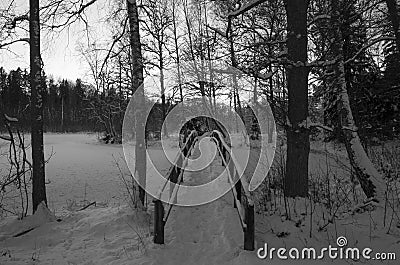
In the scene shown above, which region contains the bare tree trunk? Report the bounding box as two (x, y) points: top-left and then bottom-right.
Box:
(158, 36), (168, 138)
(253, 78), (258, 104)
(331, 0), (384, 201)
(160, 60), (168, 138)
(269, 64), (274, 113)
(203, 2), (216, 111)
(233, 89), (239, 133)
(284, 0), (310, 198)
(385, 0), (400, 51)
(182, 0), (214, 118)
(172, 0), (183, 103)
(127, 0), (146, 207)
(228, 27), (243, 121)
(30, 0), (47, 213)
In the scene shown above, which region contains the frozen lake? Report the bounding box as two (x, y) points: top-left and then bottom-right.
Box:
(0, 133), (172, 214)
(43, 134), (128, 211)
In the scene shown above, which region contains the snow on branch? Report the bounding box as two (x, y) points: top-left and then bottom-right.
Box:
(307, 14), (331, 27)
(297, 118), (358, 133)
(256, 70), (276, 80)
(215, 65), (278, 81)
(307, 59), (336, 68)
(344, 36), (396, 65)
(341, 126), (358, 132)
(287, 117), (334, 132)
(206, 25), (226, 38)
(308, 37), (396, 68)
(310, 124), (334, 132)
(4, 114), (18, 123)
(227, 0), (269, 18)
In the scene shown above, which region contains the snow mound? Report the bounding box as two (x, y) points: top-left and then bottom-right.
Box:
(0, 202), (56, 240)
(0, 204), (151, 265)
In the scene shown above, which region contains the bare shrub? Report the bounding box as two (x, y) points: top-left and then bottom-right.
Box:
(0, 114), (31, 218)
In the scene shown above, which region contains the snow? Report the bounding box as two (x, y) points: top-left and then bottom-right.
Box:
(0, 133), (172, 214)
(312, 14), (331, 21)
(0, 135), (257, 264)
(0, 204), (151, 265)
(43, 133), (131, 212)
(0, 134), (399, 264)
(0, 202), (56, 241)
(4, 115), (18, 123)
(228, 0), (268, 18)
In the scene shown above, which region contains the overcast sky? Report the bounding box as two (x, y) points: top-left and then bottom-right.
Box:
(0, 0), (109, 82)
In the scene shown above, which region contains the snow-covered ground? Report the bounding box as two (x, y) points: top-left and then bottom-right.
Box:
(0, 135), (255, 265)
(43, 133), (129, 211)
(0, 134), (399, 264)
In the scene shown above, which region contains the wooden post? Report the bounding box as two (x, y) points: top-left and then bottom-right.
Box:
(183, 144), (188, 157)
(221, 144), (225, 166)
(170, 165), (177, 203)
(244, 203), (255, 251)
(177, 154), (183, 168)
(154, 199), (165, 244)
(229, 160), (237, 208)
(235, 181), (242, 205)
(176, 154), (183, 183)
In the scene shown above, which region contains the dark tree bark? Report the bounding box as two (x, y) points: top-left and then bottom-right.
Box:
(127, 0), (147, 207)
(30, 0), (47, 213)
(385, 0), (400, 51)
(284, 0), (310, 198)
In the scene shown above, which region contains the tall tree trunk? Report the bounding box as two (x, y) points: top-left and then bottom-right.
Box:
(183, 0), (213, 117)
(203, 2), (216, 111)
(233, 89), (239, 133)
(385, 0), (400, 51)
(30, 0), (47, 213)
(229, 28), (243, 121)
(330, 0), (384, 201)
(172, 0), (184, 103)
(127, 0), (146, 207)
(158, 40), (168, 138)
(253, 77), (258, 104)
(284, 0), (310, 198)
(269, 64), (274, 113)
(160, 64), (168, 138)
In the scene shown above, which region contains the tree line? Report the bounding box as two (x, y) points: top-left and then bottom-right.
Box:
(0, 67), (121, 132)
